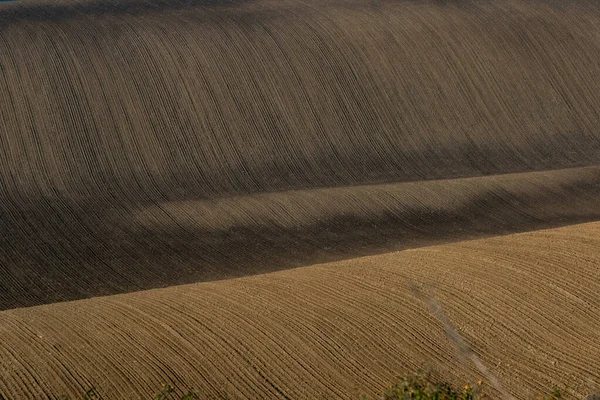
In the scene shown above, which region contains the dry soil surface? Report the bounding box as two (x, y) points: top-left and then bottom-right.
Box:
(1, 223), (599, 399)
(1, 0), (600, 398)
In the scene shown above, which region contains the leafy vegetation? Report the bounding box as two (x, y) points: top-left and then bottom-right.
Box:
(152, 384), (199, 400)
(0, 373), (587, 400)
(369, 371), (486, 400)
(360, 371), (571, 400)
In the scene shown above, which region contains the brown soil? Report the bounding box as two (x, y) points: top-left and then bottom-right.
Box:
(1, 0), (600, 398)
(1, 222), (599, 399)
(2, 0), (600, 309)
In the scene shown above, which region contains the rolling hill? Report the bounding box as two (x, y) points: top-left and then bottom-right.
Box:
(1, 0), (599, 398)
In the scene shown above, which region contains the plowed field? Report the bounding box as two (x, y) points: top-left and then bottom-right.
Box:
(1, 223), (600, 399)
(1, 0), (599, 398)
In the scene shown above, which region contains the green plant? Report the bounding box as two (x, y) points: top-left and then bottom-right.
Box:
(153, 384), (199, 400)
(83, 387), (99, 400)
(377, 371), (485, 400)
(153, 384), (175, 400)
(181, 388), (200, 400)
(537, 388), (564, 400)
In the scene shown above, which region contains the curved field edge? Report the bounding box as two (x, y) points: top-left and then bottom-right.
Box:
(1, 222), (599, 399)
(2, 0), (600, 307)
(2, 166), (600, 310)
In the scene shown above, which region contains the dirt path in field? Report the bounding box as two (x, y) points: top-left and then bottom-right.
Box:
(2, 0), (600, 309)
(1, 222), (599, 399)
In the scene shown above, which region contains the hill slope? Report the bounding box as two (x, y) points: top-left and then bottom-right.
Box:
(1, 0), (600, 308)
(1, 222), (599, 399)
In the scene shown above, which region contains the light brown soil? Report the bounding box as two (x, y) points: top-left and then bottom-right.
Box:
(1, 222), (599, 399)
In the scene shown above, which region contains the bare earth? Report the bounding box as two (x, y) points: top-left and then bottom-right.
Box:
(1, 223), (599, 399)
(1, 0), (600, 398)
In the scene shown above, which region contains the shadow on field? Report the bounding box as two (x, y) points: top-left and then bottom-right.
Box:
(2, 0), (600, 310)
(1, 167), (600, 310)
